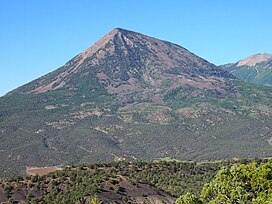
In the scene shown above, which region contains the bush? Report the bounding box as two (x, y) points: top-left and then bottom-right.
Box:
(200, 161), (272, 203)
(176, 192), (201, 204)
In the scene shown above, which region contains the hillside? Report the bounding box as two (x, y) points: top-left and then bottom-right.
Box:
(0, 159), (271, 203)
(220, 53), (272, 86)
(0, 28), (272, 177)
(0, 160), (214, 203)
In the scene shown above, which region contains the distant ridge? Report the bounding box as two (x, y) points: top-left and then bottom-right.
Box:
(237, 53), (272, 67)
(220, 53), (272, 85)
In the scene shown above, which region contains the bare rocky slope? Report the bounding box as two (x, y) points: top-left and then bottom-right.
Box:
(10, 28), (234, 105)
(0, 28), (271, 177)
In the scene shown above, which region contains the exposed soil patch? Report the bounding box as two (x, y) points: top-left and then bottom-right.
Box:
(0, 187), (7, 203)
(176, 76), (225, 91)
(26, 166), (63, 176)
(98, 176), (175, 204)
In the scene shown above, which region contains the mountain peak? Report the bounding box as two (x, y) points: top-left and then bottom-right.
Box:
(79, 28), (120, 59)
(10, 28), (234, 95)
(112, 27), (131, 33)
(237, 53), (272, 67)
(78, 28), (138, 64)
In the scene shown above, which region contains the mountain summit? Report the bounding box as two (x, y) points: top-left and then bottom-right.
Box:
(11, 28), (234, 103)
(237, 53), (272, 67)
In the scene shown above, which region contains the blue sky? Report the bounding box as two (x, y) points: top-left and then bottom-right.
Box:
(1, 0), (272, 96)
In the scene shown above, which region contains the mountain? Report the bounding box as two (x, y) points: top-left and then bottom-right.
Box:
(220, 53), (272, 86)
(0, 28), (272, 177)
(10, 28), (234, 102)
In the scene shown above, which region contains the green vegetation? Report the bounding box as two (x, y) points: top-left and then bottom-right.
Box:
(0, 80), (272, 178)
(175, 160), (272, 203)
(201, 161), (272, 203)
(90, 195), (102, 204)
(1, 159), (272, 203)
(176, 193), (200, 204)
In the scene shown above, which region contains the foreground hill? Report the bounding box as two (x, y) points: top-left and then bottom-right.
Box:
(1, 160), (215, 203)
(0, 28), (272, 177)
(0, 159), (271, 203)
(220, 53), (272, 86)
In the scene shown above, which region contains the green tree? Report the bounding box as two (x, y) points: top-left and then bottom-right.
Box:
(200, 161), (272, 203)
(176, 192), (201, 204)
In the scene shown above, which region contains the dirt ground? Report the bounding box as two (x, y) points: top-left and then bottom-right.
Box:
(26, 166), (63, 176)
